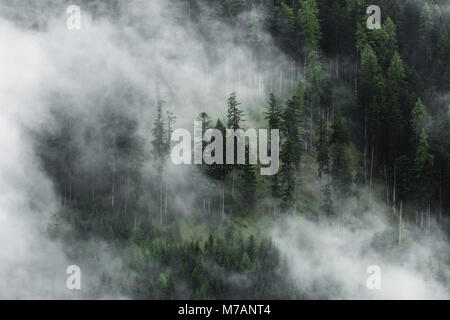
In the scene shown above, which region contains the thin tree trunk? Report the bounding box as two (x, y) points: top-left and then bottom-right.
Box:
(164, 180), (168, 220)
(232, 171), (235, 197)
(440, 172), (443, 227)
(159, 175), (163, 226)
(369, 136), (375, 208)
(221, 182), (225, 222)
(111, 156), (115, 209)
(310, 100), (313, 151)
(393, 163), (397, 214)
(364, 105), (368, 184)
(421, 210), (424, 229)
(399, 200), (403, 245)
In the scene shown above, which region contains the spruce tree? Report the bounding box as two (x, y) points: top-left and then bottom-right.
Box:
(280, 97), (303, 211)
(265, 93), (283, 214)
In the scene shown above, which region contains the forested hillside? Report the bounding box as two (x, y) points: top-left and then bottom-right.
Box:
(2, 0), (449, 299)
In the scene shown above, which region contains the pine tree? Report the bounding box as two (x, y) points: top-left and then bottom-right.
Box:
(298, 0), (322, 52)
(280, 97), (303, 211)
(414, 129), (434, 180)
(418, 2), (434, 65)
(152, 92), (167, 163)
(207, 119), (230, 220)
(265, 93), (283, 214)
(241, 151), (257, 207)
(316, 116), (329, 181)
(330, 116), (352, 226)
(265, 93), (283, 131)
(227, 92), (244, 130)
(226, 92), (244, 200)
(305, 49), (323, 149)
(410, 98), (428, 138)
(330, 116), (352, 198)
(151, 87), (168, 225)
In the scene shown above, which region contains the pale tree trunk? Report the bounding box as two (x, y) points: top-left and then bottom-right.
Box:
(69, 180), (72, 205)
(294, 170), (298, 214)
(415, 211), (418, 229)
(232, 171), (235, 197)
(369, 136), (375, 208)
(399, 200), (403, 245)
(421, 210), (424, 229)
(393, 163), (397, 214)
(124, 175), (129, 216)
(273, 200), (277, 217)
(221, 182), (225, 222)
(111, 156), (115, 209)
(280, 68), (283, 92)
(440, 173), (443, 228)
(310, 100), (313, 151)
(355, 49), (358, 93)
(159, 175), (163, 226)
(384, 165), (390, 208)
(364, 105), (368, 184)
(164, 180), (168, 221)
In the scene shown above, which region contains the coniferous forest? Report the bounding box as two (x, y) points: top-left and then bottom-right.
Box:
(1, 0), (450, 300)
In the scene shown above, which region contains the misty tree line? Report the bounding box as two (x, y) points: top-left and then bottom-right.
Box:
(36, 0), (450, 298)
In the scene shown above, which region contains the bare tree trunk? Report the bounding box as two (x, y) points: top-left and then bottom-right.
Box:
(384, 165), (390, 208)
(364, 105), (368, 184)
(415, 211), (418, 229)
(69, 180), (72, 205)
(393, 163), (397, 214)
(159, 176), (163, 226)
(124, 176), (129, 216)
(440, 172), (443, 227)
(294, 170), (298, 214)
(369, 136), (375, 208)
(355, 49), (358, 93)
(111, 156), (115, 209)
(310, 100), (313, 151)
(280, 68), (283, 92)
(421, 210), (424, 229)
(232, 171), (235, 197)
(221, 182), (225, 222)
(164, 180), (168, 221)
(399, 200), (403, 245)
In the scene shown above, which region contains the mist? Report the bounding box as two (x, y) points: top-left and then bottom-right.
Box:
(271, 206), (450, 299)
(0, 0), (449, 300)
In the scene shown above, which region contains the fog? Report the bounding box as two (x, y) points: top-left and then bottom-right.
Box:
(272, 207), (450, 299)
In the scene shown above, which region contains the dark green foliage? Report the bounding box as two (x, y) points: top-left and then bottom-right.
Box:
(227, 92), (244, 130)
(280, 97), (303, 209)
(36, 0), (450, 300)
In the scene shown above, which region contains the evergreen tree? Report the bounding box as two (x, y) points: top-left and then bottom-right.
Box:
(226, 92), (245, 202)
(418, 2), (434, 65)
(227, 92), (245, 130)
(410, 98), (428, 138)
(330, 116), (352, 199)
(265, 93), (283, 213)
(316, 115), (329, 181)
